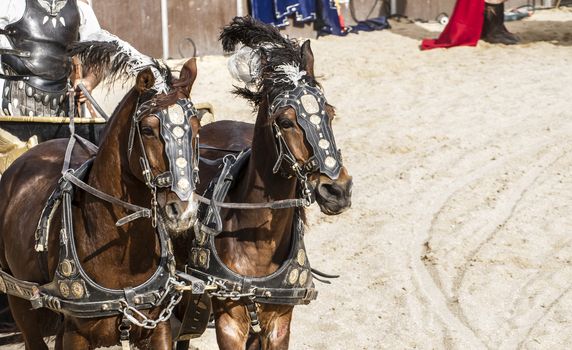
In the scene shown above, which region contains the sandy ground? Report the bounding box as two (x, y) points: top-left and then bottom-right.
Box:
(2, 7), (572, 350)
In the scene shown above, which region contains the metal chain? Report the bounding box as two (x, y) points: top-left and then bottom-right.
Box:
(119, 279), (183, 330)
(291, 165), (313, 207)
(206, 278), (256, 301)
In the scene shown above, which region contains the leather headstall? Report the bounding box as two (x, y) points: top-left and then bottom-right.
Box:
(269, 82), (343, 181)
(129, 94), (199, 202)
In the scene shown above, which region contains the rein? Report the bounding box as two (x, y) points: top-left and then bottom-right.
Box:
(193, 193), (309, 210)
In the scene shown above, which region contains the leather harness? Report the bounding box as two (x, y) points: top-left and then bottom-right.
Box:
(0, 89), (205, 333)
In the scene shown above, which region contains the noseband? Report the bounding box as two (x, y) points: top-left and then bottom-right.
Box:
(269, 82), (343, 182)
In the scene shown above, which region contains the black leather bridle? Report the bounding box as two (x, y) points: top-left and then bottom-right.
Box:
(127, 93), (200, 225)
(269, 82), (343, 182)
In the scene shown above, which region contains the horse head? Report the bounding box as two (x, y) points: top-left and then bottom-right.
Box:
(267, 41), (352, 215)
(221, 18), (352, 215)
(127, 58), (201, 234)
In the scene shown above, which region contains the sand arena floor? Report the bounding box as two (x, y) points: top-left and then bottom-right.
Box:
(1, 7), (572, 350)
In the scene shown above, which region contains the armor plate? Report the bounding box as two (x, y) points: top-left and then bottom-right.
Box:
(2, 0), (80, 89)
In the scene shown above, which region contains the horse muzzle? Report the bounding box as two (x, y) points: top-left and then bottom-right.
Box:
(160, 194), (198, 235)
(314, 174), (353, 215)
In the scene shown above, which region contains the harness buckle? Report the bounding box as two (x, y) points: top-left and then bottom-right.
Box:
(246, 302), (261, 334)
(119, 317), (132, 349)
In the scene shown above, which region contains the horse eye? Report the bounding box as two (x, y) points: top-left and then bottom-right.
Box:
(278, 118), (294, 129)
(141, 126), (154, 136)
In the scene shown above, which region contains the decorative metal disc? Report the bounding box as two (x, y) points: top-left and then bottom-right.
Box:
(318, 139), (330, 150)
(198, 250), (208, 267)
(297, 249), (306, 266)
(172, 126), (185, 139)
(310, 115), (321, 125)
(299, 270), (309, 286)
(60, 260), (74, 277)
(288, 269), (300, 285)
(168, 105), (185, 125)
(71, 281), (85, 298)
(59, 282), (70, 298)
(324, 156), (337, 169)
(176, 157), (188, 169)
(177, 178), (190, 190)
(301, 94), (320, 114)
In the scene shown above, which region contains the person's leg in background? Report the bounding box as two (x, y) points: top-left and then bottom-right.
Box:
(482, 0), (519, 44)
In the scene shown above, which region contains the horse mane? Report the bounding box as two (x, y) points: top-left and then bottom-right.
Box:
(220, 16), (318, 106)
(69, 40), (173, 87)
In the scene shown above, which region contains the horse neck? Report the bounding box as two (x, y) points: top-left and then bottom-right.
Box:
(89, 88), (144, 206)
(76, 89), (158, 283)
(221, 101), (298, 275)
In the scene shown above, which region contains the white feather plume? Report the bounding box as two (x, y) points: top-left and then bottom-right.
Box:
(227, 46), (262, 85)
(84, 30), (168, 93)
(274, 63), (306, 86)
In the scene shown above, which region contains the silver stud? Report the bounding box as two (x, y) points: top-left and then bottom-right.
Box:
(324, 156), (337, 169)
(172, 126), (184, 138)
(176, 157), (188, 168)
(310, 115), (321, 125)
(178, 178), (190, 190)
(301, 94), (320, 114)
(288, 269), (299, 285)
(299, 270), (309, 286)
(26, 87), (33, 97)
(318, 139), (330, 150)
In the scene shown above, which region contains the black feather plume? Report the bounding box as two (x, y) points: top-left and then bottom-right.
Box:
(68, 41), (171, 86)
(219, 16), (318, 106)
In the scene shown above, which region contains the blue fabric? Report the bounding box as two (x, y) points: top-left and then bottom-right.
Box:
(251, 0), (316, 27)
(274, 0), (316, 22)
(316, 0), (347, 36)
(251, 0), (278, 25)
(250, 0), (389, 36)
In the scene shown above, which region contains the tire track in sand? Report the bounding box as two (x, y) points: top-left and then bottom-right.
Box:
(411, 133), (572, 349)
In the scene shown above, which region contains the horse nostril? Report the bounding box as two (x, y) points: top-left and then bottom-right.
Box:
(165, 202), (180, 220)
(318, 183), (343, 199)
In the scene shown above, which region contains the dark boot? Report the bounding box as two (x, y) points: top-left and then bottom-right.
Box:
(482, 3), (519, 45)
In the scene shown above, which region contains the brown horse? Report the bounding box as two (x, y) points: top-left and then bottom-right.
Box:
(175, 18), (352, 350)
(0, 58), (201, 349)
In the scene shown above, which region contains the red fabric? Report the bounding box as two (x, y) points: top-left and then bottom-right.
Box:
(421, 0), (485, 50)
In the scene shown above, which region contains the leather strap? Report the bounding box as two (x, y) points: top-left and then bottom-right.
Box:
(0, 72), (30, 81)
(0, 48), (31, 57)
(63, 171), (151, 225)
(194, 193), (308, 210)
(76, 82), (109, 120)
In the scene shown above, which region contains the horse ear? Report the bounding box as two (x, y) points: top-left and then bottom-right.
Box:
(301, 40), (314, 78)
(179, 58), (198, 96)
(135, 68), (156, 93)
